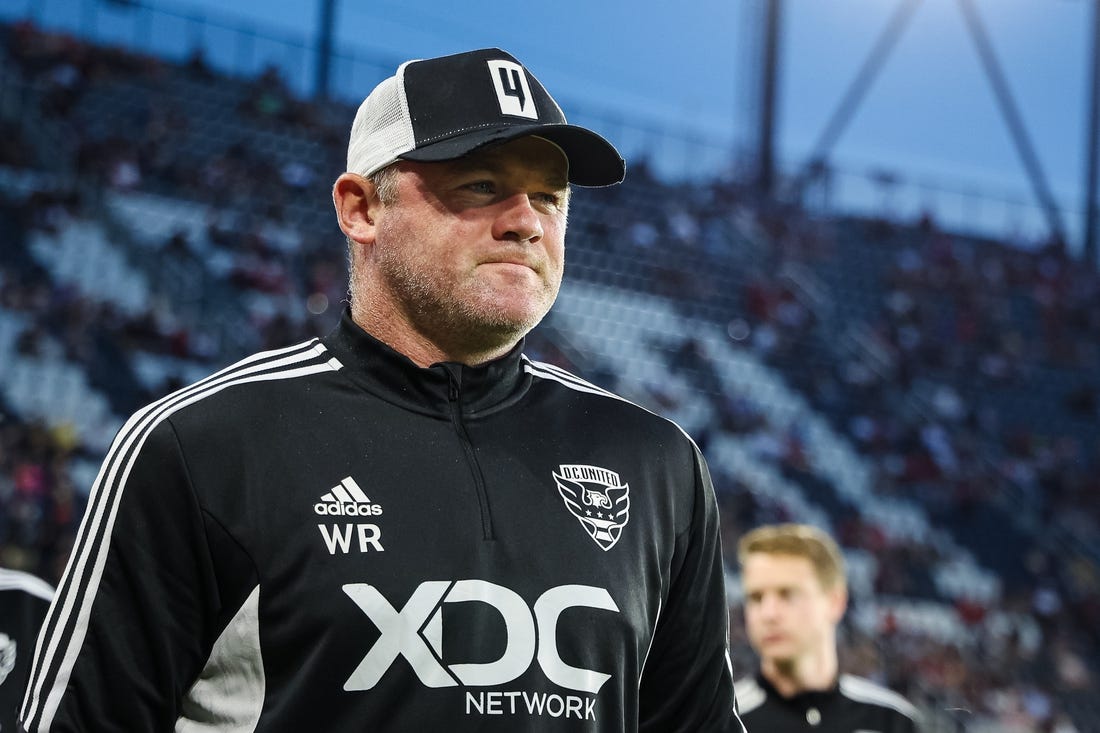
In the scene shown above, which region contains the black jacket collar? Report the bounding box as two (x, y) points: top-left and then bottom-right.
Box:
(756, 669), (840, 707)
(322, 309), (531, 417)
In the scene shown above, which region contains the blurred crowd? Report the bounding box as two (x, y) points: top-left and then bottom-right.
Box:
(1, 18), (1098, 732)
(563, 165), (1099, 730)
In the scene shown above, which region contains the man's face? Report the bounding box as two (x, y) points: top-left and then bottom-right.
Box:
(366, 136), (569, 360)
(741, 553), (845, 669)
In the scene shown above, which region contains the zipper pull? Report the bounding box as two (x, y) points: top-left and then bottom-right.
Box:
(444, 365), (461, 402)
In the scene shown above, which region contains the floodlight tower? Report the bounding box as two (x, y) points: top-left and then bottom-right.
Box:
(314, 0), (337, 99)
(1085, 0), (1100, 267)
(755, 0), (783, 197)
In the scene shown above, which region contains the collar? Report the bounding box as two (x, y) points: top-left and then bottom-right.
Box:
(322, 309), (531, 417)
(756, 669), (840, 708)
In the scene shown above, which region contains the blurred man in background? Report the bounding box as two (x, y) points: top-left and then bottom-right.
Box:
(735, 523), (921, 732)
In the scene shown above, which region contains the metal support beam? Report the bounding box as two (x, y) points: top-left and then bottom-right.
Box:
(314, 0), (337, 100)
(801, 0), (922, 178)
(957, 0), (1066, 245)
(1084, 0), (1100, 267)
(757, 0), (782, 196)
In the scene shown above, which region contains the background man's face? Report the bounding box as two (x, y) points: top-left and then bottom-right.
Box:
(741, 552), (845, 668)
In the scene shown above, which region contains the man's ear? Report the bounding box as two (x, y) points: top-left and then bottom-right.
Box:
(332, 172), (382, 245)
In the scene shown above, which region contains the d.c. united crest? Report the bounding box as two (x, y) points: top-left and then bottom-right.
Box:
(553, 464), (630, 551)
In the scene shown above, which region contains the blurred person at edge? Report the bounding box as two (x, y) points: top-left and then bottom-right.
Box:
(0, 567), (54, 732)
(735, 523), (921, 732)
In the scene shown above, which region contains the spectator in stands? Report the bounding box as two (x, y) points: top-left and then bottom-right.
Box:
(734, 523), (922, 731)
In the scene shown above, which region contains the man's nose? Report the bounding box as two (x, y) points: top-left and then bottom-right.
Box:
(757, 594), (782, 618)
(492, 193), (544, 243)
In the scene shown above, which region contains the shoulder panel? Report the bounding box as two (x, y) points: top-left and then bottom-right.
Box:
(839, 674), (921, 721)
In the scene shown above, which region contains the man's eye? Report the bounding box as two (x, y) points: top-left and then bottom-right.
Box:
(466, 181), (495, 194)
(534, 192), (565, 208)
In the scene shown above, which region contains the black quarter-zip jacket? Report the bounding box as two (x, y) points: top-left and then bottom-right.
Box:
(21, 311), (743, 732)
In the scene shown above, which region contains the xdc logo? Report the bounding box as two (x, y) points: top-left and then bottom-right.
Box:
(343, 580), (618, 694)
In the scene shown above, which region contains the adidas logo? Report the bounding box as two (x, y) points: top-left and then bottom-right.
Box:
(314, 476), (383, 517)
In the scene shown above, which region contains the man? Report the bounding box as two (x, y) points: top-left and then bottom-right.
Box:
(21, 48), (742, 731)
(1, 567), (53, 732)
(735, 523), (921, 732)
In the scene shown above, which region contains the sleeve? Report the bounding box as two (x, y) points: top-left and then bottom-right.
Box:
(19, 418), (240, 732)
(638, 442), (746, 733)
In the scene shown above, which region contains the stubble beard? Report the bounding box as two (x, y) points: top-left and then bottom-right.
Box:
(367, 249), (559, 361)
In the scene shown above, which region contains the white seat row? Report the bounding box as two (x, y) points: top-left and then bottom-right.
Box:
(1, 352), (121, 454)
(106, 191), (213, 254)
(129, 350), (212, 392)
(0, 309), (29, 364)
(28, 221), (149, 316)
(849, 597), (1041, 653)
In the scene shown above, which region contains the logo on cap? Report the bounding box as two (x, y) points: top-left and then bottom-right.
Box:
(488, 60), (537, 120)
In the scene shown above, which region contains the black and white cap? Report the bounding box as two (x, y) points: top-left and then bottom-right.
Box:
(346, 48), (626, 187)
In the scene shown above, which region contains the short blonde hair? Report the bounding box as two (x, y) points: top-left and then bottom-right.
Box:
(370, 164), (400, 205)
(737, 523), (846, 591)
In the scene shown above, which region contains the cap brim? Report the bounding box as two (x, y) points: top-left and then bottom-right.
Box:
(399, 124), (625, 187)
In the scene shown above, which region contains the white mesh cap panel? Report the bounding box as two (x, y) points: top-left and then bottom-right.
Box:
(346, 61), (417, 177)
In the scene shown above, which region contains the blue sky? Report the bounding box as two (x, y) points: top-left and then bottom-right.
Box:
(6, 0), (1094, 247)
